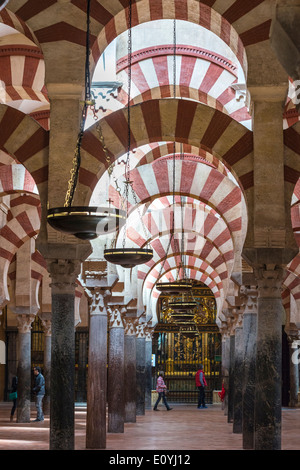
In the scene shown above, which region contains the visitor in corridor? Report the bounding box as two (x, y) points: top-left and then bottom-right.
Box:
(153, 371), (172, 411)
(9, 376), (18, 422)
(195, 364), (207, 409)
(32, 366), (45, 422)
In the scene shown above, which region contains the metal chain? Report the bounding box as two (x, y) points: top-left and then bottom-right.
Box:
(157, 19), (177, 282)
(64, 0), (91, 207)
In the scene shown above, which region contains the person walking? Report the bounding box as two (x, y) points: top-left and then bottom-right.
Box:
(195, 364), (207, 409)
(153, 371), (172, 411)
(9, 376), (18, 422)
(32, 366), (45, 422)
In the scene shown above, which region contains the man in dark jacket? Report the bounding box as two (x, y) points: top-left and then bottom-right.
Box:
(33, 366), (45, 421)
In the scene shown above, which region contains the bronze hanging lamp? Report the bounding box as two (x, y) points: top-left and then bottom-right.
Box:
(103, 0), (153, 267)
(47, 0), (126, 240)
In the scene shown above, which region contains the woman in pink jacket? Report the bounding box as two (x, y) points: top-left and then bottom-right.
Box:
(153, 371), (172, 411)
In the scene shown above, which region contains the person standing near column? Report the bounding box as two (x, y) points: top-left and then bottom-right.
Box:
(32, 366), (45, 422)
(195, 364), (207, 409)
(153, 371), (172, 411)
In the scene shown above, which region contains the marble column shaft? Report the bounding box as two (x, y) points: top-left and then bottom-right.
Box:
(124, 318), (137, 423)
(242, 286), (258, 450)
(288, 337), (300, 407)
(86, 289), (108, 448)
(108, 306), (125, 433)
(233, 320), (244, 434)
(41, 318), (51, 415)
(221, 334), (230, 415)
(145, 329), (153, 410)
(16, 314), (35, 423)
(254, 267), (283, 450)
(136, 323), (146, 416)
(227, 334), (235, 423)
(48, 258), (81, 451)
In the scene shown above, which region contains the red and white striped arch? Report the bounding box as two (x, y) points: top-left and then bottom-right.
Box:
(0, 163), (38, 195)
(0, 104), (49, 200)
(0, 43), (48, 112)
(0, 193), (41, 307)
(112, 158), (247, 249)
(81, 98), (254, 204)
(116, 45), (251, 128)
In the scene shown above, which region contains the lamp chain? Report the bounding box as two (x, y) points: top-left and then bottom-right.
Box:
(64, 0), (91, 207)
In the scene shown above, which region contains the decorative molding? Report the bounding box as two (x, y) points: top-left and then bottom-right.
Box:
(117, 44), (238, 77)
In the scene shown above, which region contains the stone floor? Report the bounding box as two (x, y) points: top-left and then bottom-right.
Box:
(0, 402), (299, 452)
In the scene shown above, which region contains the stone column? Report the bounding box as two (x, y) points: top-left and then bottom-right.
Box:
(233, 309), (244, 434)
(145, 326), (153, 410)
(47, 257), (83, 450)
(86, 288), (109, 448)
(16, 314), (35, 423)
(241, 285), (258, 450)
(108, 305), (125, 433)
(40, 316), (51, 415)
(254, 266), (284, 450)
(136, 322), (146, 416)
(287, 332), (300, 407)
(227, 328), (235, 423)
(220, 328), (230, 415)
(124, 317), (137, 423)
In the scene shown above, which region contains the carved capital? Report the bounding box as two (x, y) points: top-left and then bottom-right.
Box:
(108, 306), (125, 328)
(241, 285), (258, 315)
(255, 266), (284, 299)
(89, 289), (110, 316)
(47, 258), (82, 294)
(124, 317), (138, 335)
(41, 318), (52, 336)
(136, 322), (147, 339)
(17, 314), (35, 334)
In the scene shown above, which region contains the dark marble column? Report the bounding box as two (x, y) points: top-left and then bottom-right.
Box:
(47, 258), (82, 451)
(287, 333), (300, 407)
(254, 266), (283, 450)
(86, 289), (108, 448)
(233, 310), (244, 434)
(40, 316), (51, 415)
(227, 333), (235, 423)
(16, 314), (35, 423)
(108, 306), (125, 433)
(136, 322), (146, 416)
(221, 331), (230, 415)
(242, 285), (258, 449)
(145, 327), (153, 410)
(124, 318), (137, 423)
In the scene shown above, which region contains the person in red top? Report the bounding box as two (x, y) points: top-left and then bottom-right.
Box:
(153, 371), (172, 411)
(195, 364), (207, 409)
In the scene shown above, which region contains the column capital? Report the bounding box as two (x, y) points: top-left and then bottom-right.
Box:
(108, 305), (125, 329)
(41, 318), (52, 336)
(255, 266), (284, 299)
(240, 285), (258, 315)
(88, 288), (111, 316)
(17, 314), (35, 334)
(124, 317), (138, 335)
(47, 258), (82, 294)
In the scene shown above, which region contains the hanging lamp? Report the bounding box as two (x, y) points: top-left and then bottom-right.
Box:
(104, 0), (153, 267)
(47, 0), (126, 240)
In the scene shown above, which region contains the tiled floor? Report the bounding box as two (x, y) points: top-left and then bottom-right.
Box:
(0, 402), (299, 451)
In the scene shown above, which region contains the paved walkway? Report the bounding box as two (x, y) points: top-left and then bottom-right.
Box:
(0, 402), (299, 451)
